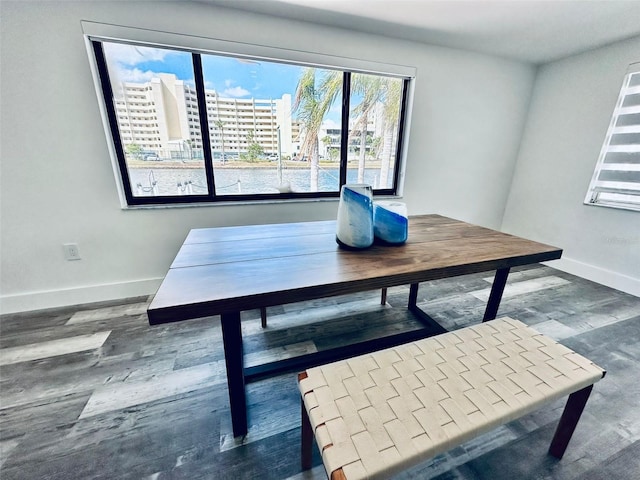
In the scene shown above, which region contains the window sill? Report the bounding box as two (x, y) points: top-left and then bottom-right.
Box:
(120, 194), (404, 210)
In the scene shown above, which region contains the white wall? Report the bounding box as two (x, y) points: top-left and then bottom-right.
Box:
(0, 1), (535, 313)
(502, 35), (640, 296)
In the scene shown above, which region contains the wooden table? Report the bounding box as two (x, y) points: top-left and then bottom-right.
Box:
(147, 215), (562, 437)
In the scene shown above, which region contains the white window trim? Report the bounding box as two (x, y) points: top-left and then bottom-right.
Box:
(584, 62), (640, 212)
(81, 21), (416, 77)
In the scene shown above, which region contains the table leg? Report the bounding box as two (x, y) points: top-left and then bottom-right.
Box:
(405, 281), (447, 335)
(408, 283), (419, 308)
(221, 311), (247, 437)
(483, 267), (510, 322)
(260, 307), (267, 329)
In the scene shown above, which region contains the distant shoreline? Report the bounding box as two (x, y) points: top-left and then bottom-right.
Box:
(128, 160), (383, 169)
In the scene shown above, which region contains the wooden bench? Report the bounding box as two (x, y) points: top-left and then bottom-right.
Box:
(298, 317), (605, 480)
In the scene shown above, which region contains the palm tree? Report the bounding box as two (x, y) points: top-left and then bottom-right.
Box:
(245, 129), (264, 161)
(293, 68), (341, 191)
(379, 79), (402, 188)
(350, 74), (384, 183)
(214, 119), (226, 164)
(321, 135), (333, 160)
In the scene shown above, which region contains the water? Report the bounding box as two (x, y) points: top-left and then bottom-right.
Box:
(128, 165), (393, 196)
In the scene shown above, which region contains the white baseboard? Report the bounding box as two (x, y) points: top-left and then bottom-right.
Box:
(0, 277), (163, 315)
(544, 257), (640, 298)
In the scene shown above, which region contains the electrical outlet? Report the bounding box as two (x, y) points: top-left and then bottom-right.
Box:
(63, 243), (81, 261)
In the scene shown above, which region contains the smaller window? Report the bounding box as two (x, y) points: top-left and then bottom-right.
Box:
(585, 62), (640, 211)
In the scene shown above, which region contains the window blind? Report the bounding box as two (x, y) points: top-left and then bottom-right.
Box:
(585, 62), (640, 211)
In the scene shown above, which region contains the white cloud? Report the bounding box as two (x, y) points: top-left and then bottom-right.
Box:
(104, 42), (170, 87)
(223, 86), (250, 97)
(322, 119), (341, 129)
(224, 79), (234, 87)
(116, 67), (156, 83)
(104, 43), (168, 66)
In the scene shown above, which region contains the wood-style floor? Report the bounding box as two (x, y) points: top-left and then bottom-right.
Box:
(1, 264), (639, 479)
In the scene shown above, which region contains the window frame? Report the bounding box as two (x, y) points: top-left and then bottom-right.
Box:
(584, 62), (640, 212)
(82, 21), (416, 207)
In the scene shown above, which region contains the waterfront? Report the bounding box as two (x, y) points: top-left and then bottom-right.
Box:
(128, 165), (392, 196)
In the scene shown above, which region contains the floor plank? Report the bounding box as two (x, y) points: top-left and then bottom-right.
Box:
(0, 331), (111, 366)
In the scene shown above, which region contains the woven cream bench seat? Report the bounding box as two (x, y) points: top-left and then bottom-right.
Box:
(298, 317), (605, 480)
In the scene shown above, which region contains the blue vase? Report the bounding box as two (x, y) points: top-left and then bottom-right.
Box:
(373, 201), (408, 245)
(336, 184), (374, 249)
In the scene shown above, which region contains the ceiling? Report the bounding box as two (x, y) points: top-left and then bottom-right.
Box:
(200, 0), (640, 64)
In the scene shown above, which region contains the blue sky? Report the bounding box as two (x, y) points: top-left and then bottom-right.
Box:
(105, 43), (309, 99)
(104, 42), (344, 125)
(201, 55), (303, 100)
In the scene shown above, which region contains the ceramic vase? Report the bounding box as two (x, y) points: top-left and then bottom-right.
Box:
(373, 201), (408, 245)
(336, 184), (374, 249)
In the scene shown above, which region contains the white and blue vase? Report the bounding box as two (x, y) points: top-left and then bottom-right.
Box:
(373, 201), (408, 245)
(336, 184), (374, 249)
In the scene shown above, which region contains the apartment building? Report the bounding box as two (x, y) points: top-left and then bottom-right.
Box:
(112, 73), (294, 159)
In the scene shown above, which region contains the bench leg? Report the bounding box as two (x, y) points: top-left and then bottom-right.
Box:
(260, 307), (267, 328)
(301, 397), (313, 470)
(549, 385), (593, 459)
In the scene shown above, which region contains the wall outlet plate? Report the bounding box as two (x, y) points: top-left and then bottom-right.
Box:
(63, 243), (81, 261)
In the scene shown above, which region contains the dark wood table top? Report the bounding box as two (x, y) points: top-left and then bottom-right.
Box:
(147, 214), (562, 325)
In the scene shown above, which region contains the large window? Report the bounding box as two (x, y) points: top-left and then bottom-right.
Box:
(585, 63), (640, 212)
(84, 23), (414, 206)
